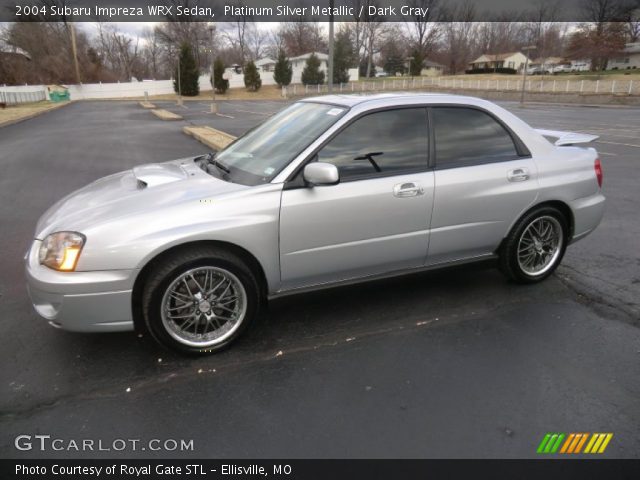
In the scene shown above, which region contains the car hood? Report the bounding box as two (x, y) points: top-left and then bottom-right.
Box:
(35, 157), (248, 239)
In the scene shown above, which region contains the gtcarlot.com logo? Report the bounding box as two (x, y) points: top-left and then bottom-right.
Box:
(537, 433), (613, 454)
(14, 435), (194, 452)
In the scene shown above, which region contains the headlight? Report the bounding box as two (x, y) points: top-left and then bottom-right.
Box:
(38, 232), (86, 271)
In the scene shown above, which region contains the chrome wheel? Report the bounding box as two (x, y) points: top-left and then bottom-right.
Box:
(160, 266), (247, 348)
(517, 215), (564, 276)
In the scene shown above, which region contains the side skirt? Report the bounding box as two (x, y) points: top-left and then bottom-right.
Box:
(268, 253), (498, 300)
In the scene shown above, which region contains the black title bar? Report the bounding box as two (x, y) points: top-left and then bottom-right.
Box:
(3, 459), (640, 480)
(1, 0), (632, 22)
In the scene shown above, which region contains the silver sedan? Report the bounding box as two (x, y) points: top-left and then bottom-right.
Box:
(25, 94), (605, 354)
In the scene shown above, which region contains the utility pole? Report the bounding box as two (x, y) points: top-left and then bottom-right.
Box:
(520, 45), (536, 106)
(327, 0), (334, 93)
(177, 48), (183, 106)
(209, 25), (217, 114)
(69, 23), (81, 84)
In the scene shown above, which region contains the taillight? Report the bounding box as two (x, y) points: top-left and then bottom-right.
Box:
(594, 158), (603, 188)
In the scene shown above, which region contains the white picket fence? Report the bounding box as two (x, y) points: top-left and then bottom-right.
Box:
(0, 71), (280, 102)
(3, 74), (638, 104)
(284, 76), (640, 97)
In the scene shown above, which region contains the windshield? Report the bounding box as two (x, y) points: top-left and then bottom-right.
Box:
(215, 102), (347, 185)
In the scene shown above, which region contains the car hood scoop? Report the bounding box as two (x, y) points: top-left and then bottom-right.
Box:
(133, 163), (188, 187)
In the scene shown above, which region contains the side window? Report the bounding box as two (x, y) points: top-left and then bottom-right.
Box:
(432, 107), (519, 167)
(317, 108), (428, 180)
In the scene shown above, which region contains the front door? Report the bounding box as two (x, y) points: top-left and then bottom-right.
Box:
(279, 107), (435, 291)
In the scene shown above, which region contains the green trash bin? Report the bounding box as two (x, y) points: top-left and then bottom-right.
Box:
(49, 90), (70, 102)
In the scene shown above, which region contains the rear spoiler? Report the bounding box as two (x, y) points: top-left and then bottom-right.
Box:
(535, 129), (599, 146)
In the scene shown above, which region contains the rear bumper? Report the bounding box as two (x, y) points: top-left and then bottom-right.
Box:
(25, 240), (136, 332)
(569, 192), (605, 244)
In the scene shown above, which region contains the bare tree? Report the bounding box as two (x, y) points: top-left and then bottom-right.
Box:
(576, 0), (628, 69)
(95, 23), (143, 81)
(361, 1), (386, 77)
(142, 27), (162, 78)
(440, 1), (477, 73)
(246, 22), (267, 61)
(404, 0), (442, 60)
(623, 0), (640, 41)
(279, 7), (327, 57)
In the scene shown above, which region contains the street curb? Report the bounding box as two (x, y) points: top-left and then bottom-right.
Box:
(139, 101), (156, 109)
(0, 101), (71, 128)
(183, 125), (236, 150)
(151, 109), (183, 120)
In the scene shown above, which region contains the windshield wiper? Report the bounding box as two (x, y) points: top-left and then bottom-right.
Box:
(212, 159), (230, 174)
(203, 152), (230, 176)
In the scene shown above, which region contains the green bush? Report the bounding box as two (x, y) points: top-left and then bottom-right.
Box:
(301, 53), (325, 85)
(174, 43), (199, 96)
(243, 60), (262, 91)
(273, 50), (293, 87)
(212, 58), (229, 94)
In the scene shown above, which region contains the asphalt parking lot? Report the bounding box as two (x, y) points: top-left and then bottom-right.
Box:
(1, 97), (639, 459)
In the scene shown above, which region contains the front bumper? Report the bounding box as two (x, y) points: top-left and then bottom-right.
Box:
(25, 240), (137, 332)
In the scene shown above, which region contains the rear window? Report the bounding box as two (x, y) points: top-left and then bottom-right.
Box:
(432, 107), (519, 167)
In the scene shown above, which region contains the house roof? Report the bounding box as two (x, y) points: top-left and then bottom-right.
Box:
(0, 47), (31, 61)
(290, 52), (329, 62)
(623, 42), (640, 54)
(423, 59), (444, 68)
(531, 57), (565, 65)
(255, 57), (275, 66)
(470, 52), (524, 63)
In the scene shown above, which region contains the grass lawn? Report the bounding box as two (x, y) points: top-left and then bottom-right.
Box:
(0, 101), (68, 127)
(147, 84), (285, 102)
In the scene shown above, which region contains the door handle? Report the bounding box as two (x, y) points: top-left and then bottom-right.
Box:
(507, 168), (530, 182)
(393, 182), (424, 198)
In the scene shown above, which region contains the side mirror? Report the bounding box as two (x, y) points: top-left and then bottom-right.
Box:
(303, 162), (339, 186)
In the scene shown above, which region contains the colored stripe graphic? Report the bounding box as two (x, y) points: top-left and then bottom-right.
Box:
(559, 434), (573, 453)
(539, 433), (613, 454)
(550, 434), (565, 453)
(537, 433), (565, 454)
(537, 434), (552, 453)
(584, 433), (613, 454)
(574, 433), (589, 453)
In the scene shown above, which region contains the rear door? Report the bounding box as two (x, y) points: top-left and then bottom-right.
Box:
(427, 106), (539, 265)
(279, 107), (435, 290)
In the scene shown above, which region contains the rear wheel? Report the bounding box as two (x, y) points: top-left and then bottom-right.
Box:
(500, 206), (568, 284)
(142, 247), (260, 354)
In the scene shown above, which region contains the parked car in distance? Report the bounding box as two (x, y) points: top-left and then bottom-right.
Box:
(527, 66), (550, 75)
(552, 64), (572, 74)
(26, 94), (605, 354)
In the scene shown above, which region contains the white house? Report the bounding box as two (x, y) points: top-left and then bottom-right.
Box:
(421, 59), (444, 76)
(468, 52), (530, 72)
(287, 52), (359, 84)
(289, 52), (329, 83)
(607, 42), (640, 70)
(224, 53), (359, 85)
(255, 57), (276, 72)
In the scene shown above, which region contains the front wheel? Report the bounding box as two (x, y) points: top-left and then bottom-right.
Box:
(500, 207), (568, 284)
(142, 248), (260, 355)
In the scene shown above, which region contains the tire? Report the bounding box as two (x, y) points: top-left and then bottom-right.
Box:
(499, 206), (568, 284)
(142, 247), (260, 355)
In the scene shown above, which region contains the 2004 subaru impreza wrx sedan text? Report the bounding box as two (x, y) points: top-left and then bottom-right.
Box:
(25, 94), (605, 354)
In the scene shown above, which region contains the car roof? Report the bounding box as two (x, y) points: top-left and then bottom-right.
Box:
(300, 92), (487, 109)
